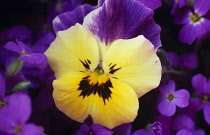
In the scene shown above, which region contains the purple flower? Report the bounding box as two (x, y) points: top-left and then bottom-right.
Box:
(0, 92), (43, 135)
(53, 0), (161, 49)
(168, 0), (187, 15)
(0, 74), (6, 110)
(192, 74), (210, 125)
(158, 80), (190, 116)
(167, 52), (198, 69)
(73, 124), (113, 135)
(4, 39), (48, 70)
(174, 0), (210, 44)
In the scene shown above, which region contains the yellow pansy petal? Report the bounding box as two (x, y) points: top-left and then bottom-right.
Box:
(53, 72), (139, 129)
(44, 24), (99, 78)
(103, 35), (161, 97)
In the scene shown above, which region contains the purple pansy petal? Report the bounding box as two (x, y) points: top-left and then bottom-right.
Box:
(181, 53), (198, 69)
(172, 114), (194, 132)
(53, 4), (96, 33)
(137, 0), (162, 10)
(98, 0), (105, 7)
(159, 80), (176, 95)
(192, 129), (206, 135)
(176, 129), (192, 135)
(72, 124), (90, 135)
(132, 129), (155, 135)
(20, 53), (48, 70)
(192, 74), (207, 95)
(90, 124), (113, 135)
(178, 23), (197, 44)
(203, 103), (210, 125)
(4, 92), (31, 125)
(158, 99), (176, 116)
(0, 26), (32, 42)
(0, 74), (5, 97)
(173, 89), (190, 108)
(113, 123), (132, 135)
(194, 0), (210, 16)
(21, 123), (43, 135)
(83, 0), (161, 49)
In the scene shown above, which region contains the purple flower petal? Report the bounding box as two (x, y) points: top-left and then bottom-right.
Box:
(20, 53), (48, 70)
(4, 92), (31, 125)
(4, 40), (31, 54)
(176, 129), (192, 135)
(192, 74), (207, 95)
(72, 124), (90, 135)
(90, 124), (113, 135)
(174, 8), (191, 25)
(178, 23), (197, 44)
(159, 80), (176, 95)
(194, 0), (210, 16)
(0, 74), (5, 97)
(203, 103), (210, 125)
(173, 89), (190, 108)
(132, 129), (155, 135)
(83, 0), (161, 49)
(53, 4), (96, 33)
(172, 114), (194, 132)
(158, 99), (176, 116)
(192, 129), (206, 135)
(113, 123), (132, 135)
(194, 19), (210, 41)
(21, 123), (43, 135)
(137, 0), (162, 10)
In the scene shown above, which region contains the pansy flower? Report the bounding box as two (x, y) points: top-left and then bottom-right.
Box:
(45, 0), (162, 129)
(174, 0), (210, 44)
(4, 39), (48, 70)
(158, 80), (190, 116)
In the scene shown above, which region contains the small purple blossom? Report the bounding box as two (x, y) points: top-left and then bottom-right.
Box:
(0, 92), (43, 135)
(192, 74), (210, 125)
(4, 39), (48, 70)
(158, 80), (190, 116)
(168, 0), (187, 15)
(174, 0), (210, 44)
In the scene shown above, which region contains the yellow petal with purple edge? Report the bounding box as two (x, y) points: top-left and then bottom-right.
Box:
(53, 72), (139, 129)
(44, 23), (99, 79)
(103, 35), (161, 97)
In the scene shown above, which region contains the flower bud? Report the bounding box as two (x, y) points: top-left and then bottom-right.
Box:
(6, 58), (24, 78)
(6, 81), (31, 95)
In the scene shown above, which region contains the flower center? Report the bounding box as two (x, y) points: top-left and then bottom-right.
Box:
(201, 94), (209, 104)
(167, 93), (174, 102)
(0, 98), (6, 109)
(189, 12), (202, 24)
(21, 52), (27, 56)
(95, 61), (104, 75)
(14, 125), (23, 135)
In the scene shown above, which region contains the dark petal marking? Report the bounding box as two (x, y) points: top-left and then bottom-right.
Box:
(109, 63), (121, 74)
(79, 59), (91, 69)
(78, 76), (113, 104)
